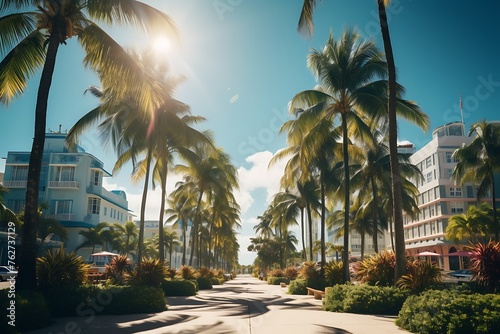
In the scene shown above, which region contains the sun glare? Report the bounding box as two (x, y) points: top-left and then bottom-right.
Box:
(153, 36), (171, 54)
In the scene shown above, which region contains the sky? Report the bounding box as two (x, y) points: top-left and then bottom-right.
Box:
(1, 0), (499, 265)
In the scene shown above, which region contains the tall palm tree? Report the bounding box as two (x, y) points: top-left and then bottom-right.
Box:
(445, 203), (493, 244)
(37, 217), (67, 249)
(112, 221), (138, 259)
(76, 222), (109, 254)
(0, 0), (178, 290)
(297, 0), (423, 281)
(453, 121), (500, 241)
(163, 229), (180, 267)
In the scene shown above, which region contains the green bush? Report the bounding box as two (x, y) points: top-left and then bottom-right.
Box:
(396, 290), (500, 334)
(162, 279), (197, 296)
(211, 277), (223, 285)
(36, 249), (89, 290)
(196, 277), (213, 290)
(0, 290), (52, 333)
(107, 286), (166, 314)
(288, 278), (307, 295)
(267, 277), (289, 285)
(323, 284), (409, 315)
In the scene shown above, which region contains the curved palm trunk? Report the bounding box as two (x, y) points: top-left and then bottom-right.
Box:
(307, 203), (314, 260)
(182, 222), (187, 265)
(208, 214), (215, 268)
(137, 150), (152, 267)
(378, 0), (406, 280)
(158, 171), (167, 263)
(17, 27), (62, 291)
(491, 173), (499, 241)
(341, 112), (350, 282)
(370, 175), (379, 253)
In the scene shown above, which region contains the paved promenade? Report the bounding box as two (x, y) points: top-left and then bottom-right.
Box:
(29, 274), (410, 334)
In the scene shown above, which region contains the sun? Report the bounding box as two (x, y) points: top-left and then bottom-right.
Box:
(152, 36), (171, 54)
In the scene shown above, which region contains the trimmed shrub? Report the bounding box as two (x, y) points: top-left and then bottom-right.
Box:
(323, 284), (409, 315)
(396, 290), (500, 334)
(196, 277), (213, 290)
(211, 277), (223, 285)
(288, 278), (307, 295)
(267, 277), (289, 285)
(106, 286), (166, 314)
(162, 279), (197, 296)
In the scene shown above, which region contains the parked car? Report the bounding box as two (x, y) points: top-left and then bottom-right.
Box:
(447, 269), (475, 281)
(0, 266), (17, 281)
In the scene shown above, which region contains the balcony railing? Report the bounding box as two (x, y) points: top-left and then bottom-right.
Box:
(3, 180), (27, 188)
(48, 181), (79, 189)
(45, 213), (75, 221)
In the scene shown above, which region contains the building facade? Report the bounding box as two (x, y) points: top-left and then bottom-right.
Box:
(2, 132), (133, 259)
(398, 121), (498, 270)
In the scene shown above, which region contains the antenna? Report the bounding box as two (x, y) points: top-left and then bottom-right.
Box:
(459, 95), (465, 135)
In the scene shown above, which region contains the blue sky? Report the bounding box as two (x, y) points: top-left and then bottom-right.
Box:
(1, 1), (499, 265)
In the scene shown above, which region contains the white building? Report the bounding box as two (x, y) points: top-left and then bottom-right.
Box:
(2, 132), (133, 258)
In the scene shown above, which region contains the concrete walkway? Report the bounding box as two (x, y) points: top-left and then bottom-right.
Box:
(28, 274), (410, 334)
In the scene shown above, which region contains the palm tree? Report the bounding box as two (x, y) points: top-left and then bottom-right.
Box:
(163, 229), (180, 267)
(297, 0), (424, 282)
(37, 217), (67, 249)
(76, 222), (110, 254)
(453, 121), (500, 241)
(446, 203), (494, 244)
(0, 0), (178, 290)
(112, 221), (138, 259)
(0, 184), (21, 229)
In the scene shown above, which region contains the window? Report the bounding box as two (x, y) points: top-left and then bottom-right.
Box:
(51, 200), (72, 214)
(450, 187), (462, 197)
(445, 151), (459, 163)
(11, 166), (28, 180)
(425, 156), (432, 169)
(87, 197), (101, 214)
(104, 207), (107, 216)
(430, 205), (435, 217)
(91, 170), (101, 187)
(446, 168), (454, 179)
(428, 189), (435, 201)
(430, 221), (437, 234)
(450, 202), (464, 213)
(54, 166), (75, 181)
(426, 172), (433, 183)
(7, 199), (25, 213)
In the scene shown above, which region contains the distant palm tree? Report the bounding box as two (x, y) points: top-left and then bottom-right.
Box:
(446, 203), (494, 243)
(112, 222), (139, 259)
(77, 222), (110, 254)
(453, 121), (500, 241)
(0, 0), (178, 291)
(37, 218), (67, 249)
(163, 229), (180, 267)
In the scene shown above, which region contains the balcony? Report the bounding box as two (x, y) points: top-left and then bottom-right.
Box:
(3, 180), (27, 188)
(48, 181), (79, 189)
(45, 213), (75, 221)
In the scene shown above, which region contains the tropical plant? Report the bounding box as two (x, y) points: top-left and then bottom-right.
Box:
(37, 217), (68, 249)
(36, 248), (89, 291)
(468, 240), (500, 293)
(446, 203), (494, 243)
(453, 120), (500, 241)
(76, 222), (110, 253)
(0, 0), (178, 291)
(324, 260), (343, 286)
(355, 251), (396, 286)
(178, 264), (196, 280)
(396, 260), (442, 292)
(131, 258), (168, 287)
(104, 254), (132, 286)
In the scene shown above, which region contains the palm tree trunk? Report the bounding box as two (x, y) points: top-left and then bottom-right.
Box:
(300, 207), (306, 261)
(17, 29), (62, 291)
(307, 203), (314, 260)
(491, 173), (499, 241)
(137, 149), (152, 267)
(320, 175), (326, 277)
(189, 190), (204, 266)
(158, 171), (167, 263)
(182, 223), (187, 265)
(370, 175), (379, 253)
(341, 112), (350, 282)
(377, 0), (406, 280)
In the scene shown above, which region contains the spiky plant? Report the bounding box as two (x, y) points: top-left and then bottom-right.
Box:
(298, 261), (321, 280)
(355, 251), (396, 286)
(104, 255), (132, 285)
(178, 265), (196, 279)
(396, 260), (442, 292)
(284, 266), (299, 280)
(468, 240), (500, 292)
(131, 258), (168, 287)
(36, 249), (89, 290)
(268, 269), (285, 278)
(324, 260), (343, 286)
(198, 266), (212, 278)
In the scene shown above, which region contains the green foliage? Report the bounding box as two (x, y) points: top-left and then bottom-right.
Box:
(104, 255), (132, 285)
(44, 285), (101, 317)
(162, 279), (197, 296)
(288, 278), (308, 295)
(355, 251), (396, 286)
(196, 277), (213, 290)
(396, 260), (442, 292)
(396, 289), (500, 334)
(268, 268), (284, 277)
(198, 266), (212, 278)
(298, 261), (321, 280)
(267, 277), (290, 285)
(211, 277), (223, 285)
(178, 265), (196, 279)
(324, 260), (343, 286)
(324, 284), (409, 315)
(0, 289), (51, 333)
(107, 286), (166, 314)
(468, 240), (500, 292)
(131, 258), (168, 287)
(36, 249), (89, 291)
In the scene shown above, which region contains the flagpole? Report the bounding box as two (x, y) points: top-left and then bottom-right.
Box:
(459, 95), (465, 135)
